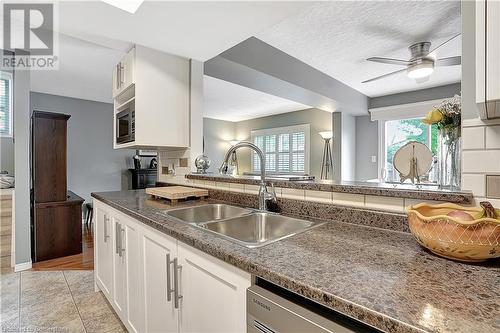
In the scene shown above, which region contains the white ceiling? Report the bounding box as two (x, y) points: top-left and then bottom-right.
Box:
(257, 1), (462, 97)
(27, 1), (315, 103)
(203, 76), (310, 122)
(30, 34), (125, 103)
(57, 1), (314, 61)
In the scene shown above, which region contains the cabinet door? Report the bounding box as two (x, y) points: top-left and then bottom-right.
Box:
(178, 243), (251, 333)
(120, 48), (135, 92)
(142, 228), (179, 333)
(112, 217), (127, 320)
(122, 217), (143, 333)
(94, 203), (113, 299)
(112, 63), (119, 98)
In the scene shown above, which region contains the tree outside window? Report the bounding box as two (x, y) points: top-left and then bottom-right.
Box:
(385, 118), (438, 182)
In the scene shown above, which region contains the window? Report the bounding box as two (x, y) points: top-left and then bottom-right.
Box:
(382, 118), (438, 183)
(0, 72), (13, 137)
(251, 124), (310, 174)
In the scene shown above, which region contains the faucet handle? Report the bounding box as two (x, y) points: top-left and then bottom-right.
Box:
(269, 183), (277, 202)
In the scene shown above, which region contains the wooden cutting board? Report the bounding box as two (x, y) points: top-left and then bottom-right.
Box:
(146, 186), (208, 202)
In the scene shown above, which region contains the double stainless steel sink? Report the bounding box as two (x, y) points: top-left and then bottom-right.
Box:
(162, 204), (322, 248)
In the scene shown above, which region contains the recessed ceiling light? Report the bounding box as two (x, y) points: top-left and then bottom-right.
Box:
(101, 0), (144, 14)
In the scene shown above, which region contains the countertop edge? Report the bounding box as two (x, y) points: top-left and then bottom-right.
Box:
(186, 174), (473, 204)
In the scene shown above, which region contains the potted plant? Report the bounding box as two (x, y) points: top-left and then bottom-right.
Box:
(422, 95), (461, 189)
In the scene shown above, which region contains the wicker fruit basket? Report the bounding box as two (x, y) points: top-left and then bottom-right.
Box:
(407, 202), (500, 262)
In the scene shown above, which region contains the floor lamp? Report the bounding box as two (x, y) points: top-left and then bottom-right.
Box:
(319, 131), (333, 180)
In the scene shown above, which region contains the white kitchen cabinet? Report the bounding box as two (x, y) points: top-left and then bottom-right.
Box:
(113, 48), (135, 98)
(142, 228), (178, 333)
(476, 0), (500, 119)
(94, 203), (113, 299)
(178, 243), (251, 333)
(94, 199), (251, 333)
(101, 208), (143, 333)
(112, 45), (190, 149)
(112, 215), (128, 321)
(122, 218), (144, 333)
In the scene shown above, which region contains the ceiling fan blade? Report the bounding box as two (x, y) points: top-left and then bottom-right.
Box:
(362, 68), (407, 83)
(429, 33), (461, 54)
(367, 57), (409, 66)
(436, 56), (461, 66)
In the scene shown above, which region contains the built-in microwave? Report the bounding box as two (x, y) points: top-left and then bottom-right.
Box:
(116, 107), (135, 144)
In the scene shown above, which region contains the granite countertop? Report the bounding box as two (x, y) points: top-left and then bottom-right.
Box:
(186, 173), (473, 204)
(91, 190), (499, 333)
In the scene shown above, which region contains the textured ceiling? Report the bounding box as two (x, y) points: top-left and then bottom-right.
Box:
(257, 1), (461, 97)
(204, 76), (310, 122)
(57, 1), (313, 61)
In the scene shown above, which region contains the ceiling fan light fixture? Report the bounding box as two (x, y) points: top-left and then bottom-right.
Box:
(407, 62), (434, 79)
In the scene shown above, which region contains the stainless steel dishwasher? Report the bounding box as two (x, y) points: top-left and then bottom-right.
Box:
(247, 280), (381, 333)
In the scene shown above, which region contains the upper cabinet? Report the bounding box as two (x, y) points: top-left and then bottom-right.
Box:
(112, 45), (190, 149)
(476, 0), (500, 119)
(113, 48), (135, 98)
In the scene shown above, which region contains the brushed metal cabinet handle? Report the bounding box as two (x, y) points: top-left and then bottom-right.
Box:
(173, 258), (182, 309)
(120, 63), (124, 84)
(104, 215), (110, 243)
(115, 222), (120, 254)
(119, 226), (125, 257)
(166, 253), (173, 302)
(116, 64), (120, 89)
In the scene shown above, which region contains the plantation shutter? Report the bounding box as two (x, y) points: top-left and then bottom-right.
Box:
(0, 77), (11, 136)
(251, 124), (309, 174)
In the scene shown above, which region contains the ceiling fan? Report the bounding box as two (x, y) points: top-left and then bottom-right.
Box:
(362, 33), (461, 84)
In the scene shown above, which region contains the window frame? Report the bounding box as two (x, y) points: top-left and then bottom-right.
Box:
(250, 124), (310, 175)
(0, 71), (13, 138)
(378, 118), (438, 183)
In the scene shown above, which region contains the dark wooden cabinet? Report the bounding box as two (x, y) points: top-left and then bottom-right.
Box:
(34, 192), (84, 262)
(31, 111), (84, 262)
(32, 112), (70, 202)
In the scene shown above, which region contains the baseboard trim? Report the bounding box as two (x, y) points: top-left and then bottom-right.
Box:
(14, 260), (32, 272)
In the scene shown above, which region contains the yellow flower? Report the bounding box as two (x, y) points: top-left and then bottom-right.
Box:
(422, 109), (443, 125)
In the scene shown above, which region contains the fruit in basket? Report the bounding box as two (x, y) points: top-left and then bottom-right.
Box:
(447, 210), (474, 221)
(472, 201), (500, 220)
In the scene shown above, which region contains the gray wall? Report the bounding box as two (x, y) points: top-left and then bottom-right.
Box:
(355, 116), (378, 181)
(202, 117), (236, 173)
(369, 83), (461, 109)
(30, 92), (135, 203)
(203, 108), (333, 178)
(461, 0), (479, 120)
(1, 137), (14, 174)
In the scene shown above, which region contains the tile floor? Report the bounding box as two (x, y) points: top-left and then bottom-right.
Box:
(0, 270), (126, 333)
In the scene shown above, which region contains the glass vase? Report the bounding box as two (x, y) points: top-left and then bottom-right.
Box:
(438, 127), (461, 189)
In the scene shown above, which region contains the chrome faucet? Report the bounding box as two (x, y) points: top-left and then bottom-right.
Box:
(219, 141), (277, 211)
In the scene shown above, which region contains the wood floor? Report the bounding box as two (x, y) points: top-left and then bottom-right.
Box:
(32, 225), (94, 271)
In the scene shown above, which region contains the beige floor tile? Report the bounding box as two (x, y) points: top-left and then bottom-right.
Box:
(81, 309), (125, 333)
(21, 271), (71, 308)
(64, 270), (95, 296)
(0, 272), (19, 316)
(1, 270), (126, 333)
(74, 291), (110, 320)
(0, 314), (19, 332)
(20, 297), (85, 333)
